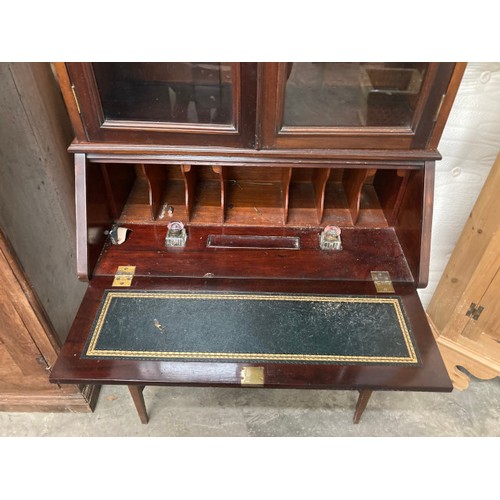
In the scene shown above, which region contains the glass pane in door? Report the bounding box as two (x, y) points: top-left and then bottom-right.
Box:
(282, 63), (429, 128)
(92, 63), (234, 125)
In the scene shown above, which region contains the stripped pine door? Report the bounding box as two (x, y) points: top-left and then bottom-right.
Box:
(428, 153), (500, 390)
(0, 229), (97, 412)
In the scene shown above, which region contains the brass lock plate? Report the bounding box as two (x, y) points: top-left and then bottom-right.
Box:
(240, 366), (265, 386)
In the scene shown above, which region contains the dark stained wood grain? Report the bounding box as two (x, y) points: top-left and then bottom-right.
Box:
(353, 390), (373, 424)
(49, 276), (452, 393)
(0, 227), (96, 412)
(212, 166), (226, 223)
(52, 62), (87, 142)
(342, 168), (369, 225)
(128, 385), (148, 424)
(75, 145), (443, 163)
(428, 63), (467, 150)
(100, 163), (136, 219)
(282, 167), (292, 224)
(65, 63), (258, 148)
(312, 168), (331, 224)
(76, 155), (114, 280)
(142, 164), (167, 220)
(418, 161), (436, 287)
(51, 62), (463, 421)
(411, 63), (456, 149)
(259, 63), (460, 151)
(181, 164), (196, 220)
(75, 146), (443, 167)
(115, 164), (409, 229)
(373, 168), (410, 226)
(92, 225), (414, 282)
(393, 163), (434, 287)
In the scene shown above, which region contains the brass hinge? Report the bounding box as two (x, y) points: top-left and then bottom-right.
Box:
(241, 367), (265, 386)
(112, 266), (136, 287)
(71, 84), (81, 114)
(371, 271), (395, 294)
(433, 94), (446, 122)
(466, 303), (484, 321)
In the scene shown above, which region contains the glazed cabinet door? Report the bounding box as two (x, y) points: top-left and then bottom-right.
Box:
(260, 62), (457, 150)
(63, 63), (257, 148)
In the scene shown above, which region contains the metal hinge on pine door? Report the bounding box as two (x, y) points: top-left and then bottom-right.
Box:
(466, 303), (484, 321)
(36, 354), (51, 372)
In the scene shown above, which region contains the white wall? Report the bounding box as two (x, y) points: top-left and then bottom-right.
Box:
(419, 62), (500, 309)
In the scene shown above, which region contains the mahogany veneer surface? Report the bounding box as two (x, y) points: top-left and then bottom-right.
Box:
(93, 226), (414, 282)
(50, 276), (452, 392)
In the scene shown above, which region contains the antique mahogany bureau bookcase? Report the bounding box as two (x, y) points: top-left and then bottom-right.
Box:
(50, 62), (466, 423)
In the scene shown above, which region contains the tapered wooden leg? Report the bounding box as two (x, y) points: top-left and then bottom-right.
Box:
(353, 389), (373, 424)
(128, 385), (149, 424)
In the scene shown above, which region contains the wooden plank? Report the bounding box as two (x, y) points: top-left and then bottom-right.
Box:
(429, 314), (499, 390)
(212, 166), (226, 223)
(0, 230), (60, 367)
(456, 332), (500, 366)
(0, 347), (31, 385)
(428, 63), (467, 150)
(93, 225), (414, 282)
(418, 161), (435, 287)
(427, 152), (500, 331)
(312, 168), (331, 224)
(282, 167), (292, 224)
(393, 165), (432, 287)
(0, 289), (49, 382)
(100, 163), (136, 219)
(411, 63), (456, 149)
(52, 62), (87, 141)
(75, 153), (89, 280)
(372, 169), (410, 225)
(0, 387), (99, 413)
(83, 160), (114, 279)
(181, 164), (196, 220)
(0, 228), (96, 408)
(439, 231), (500, 342)
(461, 265), (500, 343)
(428, 152), (500, 389)
(128, 385), (149, 424)
(431, 330), (500, 391)
(142, 164), (167, 220)
(353, 390), (373, 424)
(342, 169), (369, 225)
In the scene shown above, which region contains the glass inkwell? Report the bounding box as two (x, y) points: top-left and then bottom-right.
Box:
(165, 221), (187, 248)
(320, 225), (342, 251)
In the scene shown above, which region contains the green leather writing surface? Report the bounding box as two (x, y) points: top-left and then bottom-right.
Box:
(82, 291), (420, 365)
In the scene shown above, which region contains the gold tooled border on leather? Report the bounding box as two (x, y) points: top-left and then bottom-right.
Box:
(84, 292), (419, 364)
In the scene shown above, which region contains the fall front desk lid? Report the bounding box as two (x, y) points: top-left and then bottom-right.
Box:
(82, 290), (420, 366)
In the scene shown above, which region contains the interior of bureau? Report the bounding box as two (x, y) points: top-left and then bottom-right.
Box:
(84, 161), (427, 285)
(97, 163), (414, 227)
